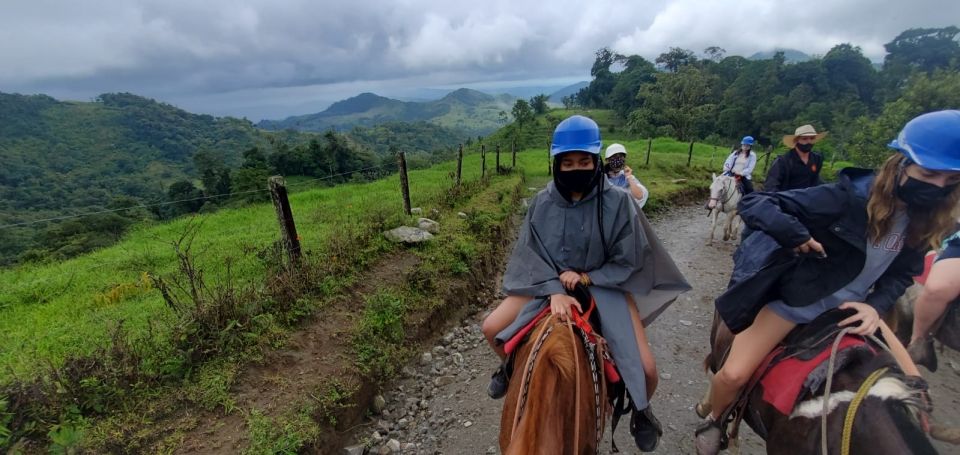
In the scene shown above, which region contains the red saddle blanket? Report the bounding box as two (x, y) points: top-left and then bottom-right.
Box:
(759, 335), (866, 415)
(503, 307), (621, 383)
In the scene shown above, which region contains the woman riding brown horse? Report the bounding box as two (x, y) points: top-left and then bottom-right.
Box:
(483, 115), (690, 452)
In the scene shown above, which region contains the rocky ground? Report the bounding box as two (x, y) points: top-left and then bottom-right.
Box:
(342, 205), (960, 455)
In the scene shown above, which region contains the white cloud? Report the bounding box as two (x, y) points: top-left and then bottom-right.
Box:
(390, 13), (531, 68)
(0, 0), (956, 119)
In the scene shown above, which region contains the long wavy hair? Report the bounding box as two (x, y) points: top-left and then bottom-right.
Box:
(867, 153), (960, 249)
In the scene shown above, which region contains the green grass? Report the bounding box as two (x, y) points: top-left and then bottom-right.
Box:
(0, 153), (489, 383)
(0, 129), (726, 383)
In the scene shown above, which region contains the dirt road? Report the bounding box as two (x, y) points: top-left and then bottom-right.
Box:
(347, 205), (960, 454)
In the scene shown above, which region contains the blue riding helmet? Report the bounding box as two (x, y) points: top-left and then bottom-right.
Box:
(741, 136), (755, 145)
(551, 115), (602, 156)
(888, 110), (960, 171)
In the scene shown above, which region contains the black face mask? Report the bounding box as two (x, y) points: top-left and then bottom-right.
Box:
(607, 156), (625, 172)
(896, 177), (957, 208)
(555, 169), (598, 195)
(796, 143), (814, 153)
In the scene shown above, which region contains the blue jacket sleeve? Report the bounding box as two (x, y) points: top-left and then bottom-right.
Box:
(737, 183), (848, 249)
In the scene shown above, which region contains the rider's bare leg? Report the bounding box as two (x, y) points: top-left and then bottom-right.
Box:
(482, 295), (532, 359)
(626, 293), (658, 399)
(707, 306), (795, 420)
(911, 258), (960, 343)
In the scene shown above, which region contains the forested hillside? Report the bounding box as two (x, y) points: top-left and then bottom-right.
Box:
(567, 26), (960, 167)
(0, 94), (468, 265)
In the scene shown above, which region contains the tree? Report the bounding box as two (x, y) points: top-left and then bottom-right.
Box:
(241, 146), (269, 169)
(578, 47), (624, 108)
(497, 110), (509, 125)
(822, 44), (880, 109)
(561, 95), (575, 109)
(883, 26), (960, 86)
(530, 94), (549, 115)
(704, 46), (726, 62)
(848, 70), (960, 167)
(511, 99), (535, 135)
(656, 47), (698, 72)
(609, 55), (658, 117)
(165, 180), (204, 217)
(628, 65), (719, 140)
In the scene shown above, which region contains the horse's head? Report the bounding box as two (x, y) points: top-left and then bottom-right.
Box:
(708, 174), (734, 210)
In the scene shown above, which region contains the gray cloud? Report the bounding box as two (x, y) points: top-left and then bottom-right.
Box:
(1, 0), (956, 120)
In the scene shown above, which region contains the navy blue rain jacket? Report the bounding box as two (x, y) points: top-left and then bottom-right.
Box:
(716, 168), (924, 333)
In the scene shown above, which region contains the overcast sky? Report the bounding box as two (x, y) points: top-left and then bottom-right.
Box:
(1, 0), (957, 121)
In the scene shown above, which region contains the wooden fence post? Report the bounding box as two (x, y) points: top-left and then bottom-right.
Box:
(512, 140), (517, 168)
(496, 144), (501, 173)
(687, 140), (694, 167)
(456, 144), (463, 186)
(763, 145), (773, 174)
(268, 176), (302, 265)
(481, 144), (486, 178)
(397, 151), (411, 215)
(645, 138), (652, 166)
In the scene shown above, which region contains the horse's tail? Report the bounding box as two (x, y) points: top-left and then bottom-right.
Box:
(505, 321), (587, 455)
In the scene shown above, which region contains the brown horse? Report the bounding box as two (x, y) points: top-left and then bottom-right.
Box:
(499, 315), (608, 455)
(699, 311), (937, 455)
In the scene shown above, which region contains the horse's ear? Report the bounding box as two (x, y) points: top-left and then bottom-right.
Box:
(711, 172), (716, 180)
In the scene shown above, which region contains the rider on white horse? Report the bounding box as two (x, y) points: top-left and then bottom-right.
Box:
(722, 136), (757, 194)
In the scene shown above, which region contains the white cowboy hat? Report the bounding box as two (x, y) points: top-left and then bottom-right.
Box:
(605, 143), (627, 159)
(782, 124), (828, 148)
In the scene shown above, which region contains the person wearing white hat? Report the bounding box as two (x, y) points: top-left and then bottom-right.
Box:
(604, 143), (649, 209)
(763, 124), (827, 192)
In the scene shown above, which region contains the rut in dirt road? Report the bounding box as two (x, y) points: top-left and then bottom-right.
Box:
(347, 204), (960, 455)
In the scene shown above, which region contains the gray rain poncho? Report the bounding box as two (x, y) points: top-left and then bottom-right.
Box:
(495, 179), (690, 410)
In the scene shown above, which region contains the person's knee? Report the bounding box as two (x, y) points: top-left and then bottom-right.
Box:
(481, 315), (500, 340)
(715, 365), (751, 388)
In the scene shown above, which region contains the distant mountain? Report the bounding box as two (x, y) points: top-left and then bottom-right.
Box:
(549, 81), (590, 103)
(481, 85), (566, 99)
(748, 49), (812, 63)
(258, 88), (515, 136)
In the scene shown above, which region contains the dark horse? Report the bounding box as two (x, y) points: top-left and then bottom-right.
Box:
(699, 311), (937, 455)
(499, 314), (609, 455)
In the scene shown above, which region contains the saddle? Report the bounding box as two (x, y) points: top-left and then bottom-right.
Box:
(728, 309), (874, 432)
(502, 284), (620, 382)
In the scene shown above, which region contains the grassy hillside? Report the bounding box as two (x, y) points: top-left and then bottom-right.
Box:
(0, 107), (750, 452)
(0, 145), (719, 453)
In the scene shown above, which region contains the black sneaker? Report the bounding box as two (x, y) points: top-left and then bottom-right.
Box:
(907, 337), (938, 372)
(631, 405), (663, 452)
(487, 365), (509, 399)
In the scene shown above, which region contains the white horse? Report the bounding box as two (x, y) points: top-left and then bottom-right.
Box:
(707, 173), (742, 243)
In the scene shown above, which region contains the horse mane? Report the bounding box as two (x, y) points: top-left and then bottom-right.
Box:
(502, 319), (595, 455)
(828, 349), (936, 455)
